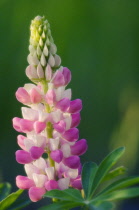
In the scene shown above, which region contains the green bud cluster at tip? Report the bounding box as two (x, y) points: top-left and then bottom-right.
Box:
(27, 16), (61, 74)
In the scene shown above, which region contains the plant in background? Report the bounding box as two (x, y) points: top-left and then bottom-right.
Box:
(1, 16), (139, 210)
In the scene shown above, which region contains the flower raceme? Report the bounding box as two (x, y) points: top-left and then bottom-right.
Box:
(12, 16), (87, 202)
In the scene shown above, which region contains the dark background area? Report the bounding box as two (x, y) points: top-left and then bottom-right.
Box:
(0, 0), (139, 209)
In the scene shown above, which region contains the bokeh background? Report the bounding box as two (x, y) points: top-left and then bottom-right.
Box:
(0, 0), (139, 209)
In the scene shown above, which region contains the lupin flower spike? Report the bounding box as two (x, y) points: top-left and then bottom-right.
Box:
(13, 16), (88, 202)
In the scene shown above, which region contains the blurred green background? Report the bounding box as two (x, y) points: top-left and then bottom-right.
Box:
(1, 0), (139, 209)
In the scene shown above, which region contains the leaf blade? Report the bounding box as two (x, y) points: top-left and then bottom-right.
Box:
(98, 176), (139, 196)
(91, 147), (125, 197)
(96, 188), (139, 201)
(102, 166), (127, 183)
(0, 189), (24, 210)
(82, 162), (98, 198)
(44, 188), (83, 202)
(0, 183), (11, 201)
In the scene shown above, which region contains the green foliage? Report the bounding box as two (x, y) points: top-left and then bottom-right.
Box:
(0, 188), (30, 210)
(2, 148), (139, 210)
(0, 182), (11, 201)
(40, 147), (139, 210)
(82, 162), (98, 198)
(102, 166), (127, 183)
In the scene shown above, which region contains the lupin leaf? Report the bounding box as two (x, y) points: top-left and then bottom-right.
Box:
(94, 188), (139, 201)
(44, 188), (83, 203)
(97, 176), (139, 196)
(102, 166), (127, 182)
(90, 147), (125, 197)
(0, 182), (11, 201)
(81, 162), (98, 198)
(0, 189), (24, 210)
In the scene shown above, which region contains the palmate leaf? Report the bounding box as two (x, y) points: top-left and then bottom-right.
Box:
(44, 188), (83, 203)
(0, 189), (24, 210)
(97, 176), (139, 196)
(94, 187), (139, 202)
(90, 147), (125, 197)
(82, 162), (98, 198)
(102, 166), (127, 183)
(0, 183), (11, 201)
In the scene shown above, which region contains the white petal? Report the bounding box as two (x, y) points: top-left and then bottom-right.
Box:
(62, 89), (72, 100)
(49, 137), (59, 151)
(33, 157), (47, 170)
(48, 82), (54, 90)
(45, 167), (54, 180)
(55, 86), (65, 101)
(33, 173), (47, 187)
(66, 169), (78, 179)
(24, 83), (36, 92)
(37, 45), (42, 56)
(61, 144), (71, 158)
(40, 53), (46, 67)
(39, 37), (43, 47)
(24, 163), (39, 179)
(54, 54), (61, 67)
(63, 114), (72, 130)
(43, 45), (48, 56)
(51, 110), (61, 123)
(58, 178), (70, 190)
(21, 107), (39, 121)
(45, 64), (52, 80)
(33, 135), (47, 147)
(48, 54), (55, 67)
(39, 111), (49, 122)
(24, 139), (34, 151)
(50, 43), (57, 54)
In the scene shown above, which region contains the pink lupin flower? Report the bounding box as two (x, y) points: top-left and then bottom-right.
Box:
(13, 16), (87, 202)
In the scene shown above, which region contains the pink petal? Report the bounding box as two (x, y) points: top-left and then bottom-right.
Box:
(29, 186), (46, 202)
(52, 71), (65, 87)
(71, 113), (81, 128)
(70, 176), (82, 190)
(16, 150), (33, 164)
(56, 98), (70, 112)
(63, 156), (80, 169)
(34, 121), (46, 134)
(16, 175), (35, 189)
(62, 128), (79, 142)
(12, 117), (22, 132)
(50, 150), (63, 163)
(53, 120), (66, 133)
(17, 135), (26, 150)
(70, 139), (88, 156)
(62, 67), (71, 85)
(15, 87), (31, 104)
(20, 119), (34, 133)
(30, 146), (44, 159)
(45, 180), (58, 191)
(68, 99), (82, 113)
(45, 89), (56, 104)
(30, 88), (42, 103)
